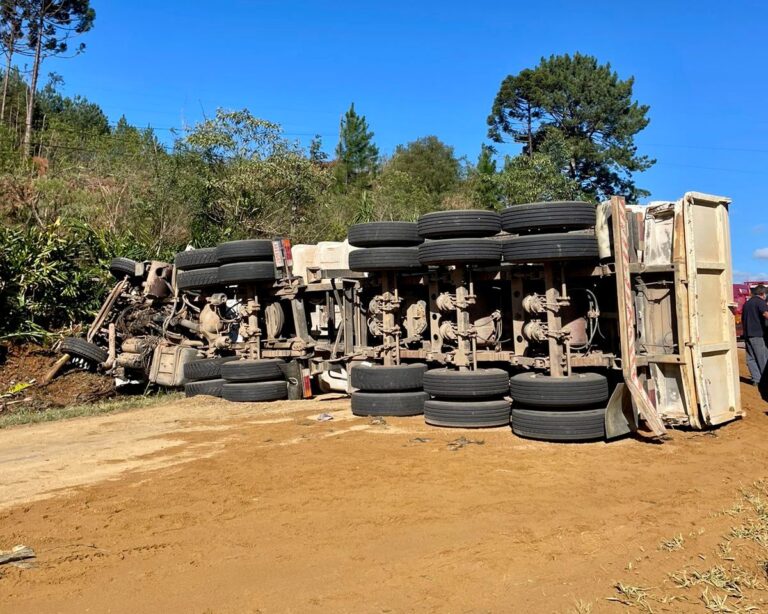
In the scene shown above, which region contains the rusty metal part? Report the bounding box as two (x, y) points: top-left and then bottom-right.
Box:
(439, 321), (457, 341)
(239, 298), (262, 359)
(101, 323), (118, 370)
(474, 310), (501, 347)
(561, 316), (588, 347)
(116, 352), (145, 370)
(522, 294), (546, 314)
(404, 301), (427, 338)
(144, 261), (173, 298)
(435, 292), (456, 312)
(523, 320), (548, 343)
(87, 278), (129, 343)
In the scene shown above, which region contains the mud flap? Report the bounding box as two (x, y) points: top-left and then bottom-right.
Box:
(605, 383), (638, 440)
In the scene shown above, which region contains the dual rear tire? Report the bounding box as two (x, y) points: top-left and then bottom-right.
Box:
(184, 356), (287, 402)
(175, 240), (276, 291)
(220, 359), (287, 402)
(509, 372), (609, 442)
(350, 363), (428, 417)
(423, 368), (511, 428)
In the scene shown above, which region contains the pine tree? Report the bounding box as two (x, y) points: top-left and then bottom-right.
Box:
(469, 144), (501, 210)
(335, 103), (378, 187)
(20, 0), (95, 156)
(487, 53), (653, 200)
(0, 0), (27, 123)
(308, 134), (327, 164)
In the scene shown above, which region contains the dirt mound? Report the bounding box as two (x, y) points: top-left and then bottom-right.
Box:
(0, 343), (114, 413)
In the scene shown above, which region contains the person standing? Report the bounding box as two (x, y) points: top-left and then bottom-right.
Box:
(742, 284), (768, 386)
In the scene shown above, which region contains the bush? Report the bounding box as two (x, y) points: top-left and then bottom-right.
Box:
(0, 220), (143, 340)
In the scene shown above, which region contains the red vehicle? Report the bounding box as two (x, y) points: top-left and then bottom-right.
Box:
(733, 281), (768, 338)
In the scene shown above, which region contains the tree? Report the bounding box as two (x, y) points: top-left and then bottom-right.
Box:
(497, 151), (583, 206)
(388, 135), (460, 199)
(37, 82), (109, 136)
(487, 53), (653, 200)
(467, 144), (500, 210)
(364, 168), (433, 222)
(184, 109), (332, 242)
(0, 0), (27, 123)
(21, 0), (95, 156)
(308, 134), (327, 164)
(335, 102), (378, 187)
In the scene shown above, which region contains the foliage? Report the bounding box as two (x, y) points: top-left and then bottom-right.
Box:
(364, 168), (433, 221)
(308, 134), (327, 163)
(466, 144), (501, 210)
(388, 136), (461, 200)
(182, 109), (334, 244)
(0, 0), (26, 122)
(0, 49), (654, 338)
(20, 0), (96, 155)
(497, 151), (584, 206)
(335, 102), (378, 187)
(487, 52), (653, 200)
(23, 0), (95, 58)
(36, 83), (109, 137)
(0, 220), (138, 339)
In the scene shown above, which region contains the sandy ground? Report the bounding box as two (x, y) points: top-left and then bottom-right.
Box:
(1, 357), (767, 613)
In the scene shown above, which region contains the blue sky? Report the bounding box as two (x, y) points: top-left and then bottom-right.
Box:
(33, 0), (768, 280)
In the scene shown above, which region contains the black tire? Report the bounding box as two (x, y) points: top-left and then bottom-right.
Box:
(109, 257), (139, 279)
(59, 337), (108, 365)
(220, 359), (284, 383)
(218, 261), (275, 284)
(174, 248), (218, 271)
(349, 247), (422, 272)
(511, 407), (606, 442)
(424, 399), (511, 428)
(177, 267), (220, 290)
(185, 378), (226, 398)
(221, 381), (288, 402)
(216, 240), (274, 264)
(348, 222), (423, 247)
(423, 368), (509, 399)
(501, 233), (599, 263)
(351, 363), (428, 392)
(501, 202), (596, 234)
(418, 238), (502, 266)
(351, 391), (428, 417)
(183, 356), (238, 382)
(509, 372), (609, 408)
(417, 210), (501, 239)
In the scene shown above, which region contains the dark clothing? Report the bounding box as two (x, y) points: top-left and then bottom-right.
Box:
(742, 295), (768, 339)
(746, 336), (768, 385)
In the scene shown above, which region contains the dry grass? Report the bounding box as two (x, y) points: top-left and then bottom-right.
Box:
(0, 392), (182, 428)
(607, 481), (768, 612)
(660, 534), (685, 552)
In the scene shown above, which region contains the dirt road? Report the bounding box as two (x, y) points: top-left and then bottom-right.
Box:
(1, 362), (768, 613)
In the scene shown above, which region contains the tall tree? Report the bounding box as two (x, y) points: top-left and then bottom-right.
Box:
(388, 135), (460, 199)
(335, 102), (378, 187)
(487, 53), (654, 200)
(21, 0), (95, 156)
(308, 134), (327, 164)
(0, 0), (27, 123)
(468, 144), (500, 210)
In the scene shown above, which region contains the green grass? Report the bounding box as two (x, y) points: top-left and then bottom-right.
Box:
(0, 392), (183, 429)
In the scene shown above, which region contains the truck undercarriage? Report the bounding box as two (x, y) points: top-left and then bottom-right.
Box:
(56, 192), (741, 442)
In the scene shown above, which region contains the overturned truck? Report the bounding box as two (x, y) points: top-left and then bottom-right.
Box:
(57, 192), (741, 442)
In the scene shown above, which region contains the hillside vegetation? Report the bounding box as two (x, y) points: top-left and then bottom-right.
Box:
(0, 48), (651, 339)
